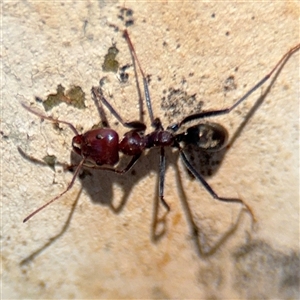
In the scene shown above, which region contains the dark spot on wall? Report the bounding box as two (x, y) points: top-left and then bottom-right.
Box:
(233, 240), (299, 299)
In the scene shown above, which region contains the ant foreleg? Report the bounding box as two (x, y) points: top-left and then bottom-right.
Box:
(91, 86), (146, 131)
(180, 150), (256, 225)
(91, 84), (110, 128)
(123, 30), (155, 127)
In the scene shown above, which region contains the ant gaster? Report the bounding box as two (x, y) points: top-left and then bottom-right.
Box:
(22, 30), (299, 243)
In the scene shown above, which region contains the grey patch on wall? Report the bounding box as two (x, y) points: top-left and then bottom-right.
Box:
(233, 240), (299, 299)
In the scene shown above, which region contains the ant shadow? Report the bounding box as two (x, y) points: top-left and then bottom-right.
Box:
(19, 41), (296, 264)
(20, 187), (82, 266)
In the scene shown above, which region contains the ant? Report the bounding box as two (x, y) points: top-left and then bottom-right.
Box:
(21, 30), (299, 253)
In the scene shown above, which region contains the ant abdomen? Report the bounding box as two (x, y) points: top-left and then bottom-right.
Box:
(181, 123), (228, 152)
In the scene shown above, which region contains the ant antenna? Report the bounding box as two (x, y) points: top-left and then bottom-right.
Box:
(21, 103), (79, 136)
(123, 30), (155, 126)
(22, 102), (84, 222)
(23, 159), (85, 222)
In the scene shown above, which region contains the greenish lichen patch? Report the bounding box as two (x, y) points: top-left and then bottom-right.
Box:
(42, 84), (86, 111)
(102, 45), (119, 73)
(42, 155), (57, 170)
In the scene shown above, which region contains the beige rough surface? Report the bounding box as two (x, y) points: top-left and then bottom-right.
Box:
(2, 1), (299, 299)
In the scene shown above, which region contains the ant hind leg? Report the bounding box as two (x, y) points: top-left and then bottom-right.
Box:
(180, 151), (256, 223)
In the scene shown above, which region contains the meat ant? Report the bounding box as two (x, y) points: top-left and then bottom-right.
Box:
(21, 30), (299, 252)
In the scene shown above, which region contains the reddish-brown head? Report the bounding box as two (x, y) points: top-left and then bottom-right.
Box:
(72, 128), (119, 166)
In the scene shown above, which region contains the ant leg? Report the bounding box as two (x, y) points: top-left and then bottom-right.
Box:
(151, 147), (170, 241)
(159, 147), (171, 211)
(91, 83), (110, 128)
(169, 43), (300, 131)
(91, 86), (146, 131)
(82, 154), (141, 174)
(123, 30), (155, 126)
(21, 103), (79, 135)
(180, 150), (256, 224)
(23, 159), (85, 222)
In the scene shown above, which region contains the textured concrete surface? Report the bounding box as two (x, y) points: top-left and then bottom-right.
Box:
(2, 1), (299, 299)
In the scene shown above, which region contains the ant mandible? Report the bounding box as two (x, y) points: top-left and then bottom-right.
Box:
(22, 30), (299, 235)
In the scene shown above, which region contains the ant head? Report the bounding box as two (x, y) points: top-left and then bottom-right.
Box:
(72, 128), (120, 166)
